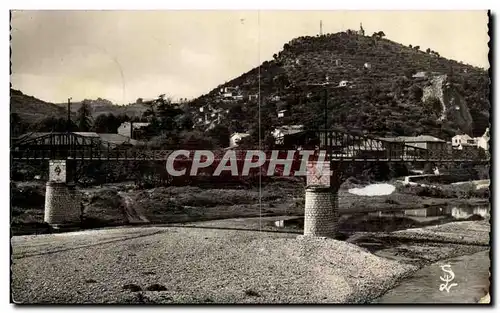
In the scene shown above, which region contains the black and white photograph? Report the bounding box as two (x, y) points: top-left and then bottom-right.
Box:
(8, 6), (492, 305)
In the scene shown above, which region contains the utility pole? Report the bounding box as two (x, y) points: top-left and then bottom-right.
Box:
(320, 20), (323, 36)
(307, 77), (330, 151)
(67, 97), (72, 132)
(324, 88), (328, 145)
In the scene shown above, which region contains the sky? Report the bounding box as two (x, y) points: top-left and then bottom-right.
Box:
(10, 10), (489, 105)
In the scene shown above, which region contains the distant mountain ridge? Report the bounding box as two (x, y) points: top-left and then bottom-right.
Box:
(54, 98), (149, 119)
(10, 89), (71, 122)
(10, 88), (149, 123)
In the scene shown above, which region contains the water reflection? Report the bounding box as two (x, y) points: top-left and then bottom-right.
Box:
(273, 204), (490, 230)
(404, 205), (490, 219)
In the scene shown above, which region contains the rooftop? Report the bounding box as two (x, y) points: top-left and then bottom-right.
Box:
(380, 135), (446, 143)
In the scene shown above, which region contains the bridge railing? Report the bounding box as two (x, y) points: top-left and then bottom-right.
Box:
(11, 145), (489, 162)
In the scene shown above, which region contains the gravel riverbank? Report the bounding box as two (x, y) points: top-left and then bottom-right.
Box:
(12, 226), (416, 304)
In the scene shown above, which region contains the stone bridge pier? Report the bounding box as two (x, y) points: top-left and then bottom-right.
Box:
(304, 185), (339, 237)
(302, 161), (348, 239)
(44, 160), (81, 228)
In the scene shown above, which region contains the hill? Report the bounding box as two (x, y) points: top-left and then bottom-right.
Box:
(55, 98), (148, 119)
(10, 88), (149, 124)
(10, 89), (71, 123)
(189, 30), (490, 139)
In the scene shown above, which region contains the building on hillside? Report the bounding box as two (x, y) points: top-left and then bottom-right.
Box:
(196, 105), (227, 127)
(229, 132), (251, 147)
(412, 71), (428, 79)
(452, 134), (477, 150)
(399, 135), (446, 150)
(272, 125), (305, 146)
(338, 80), (349, 87)
(277, 109), (288, 118)
(117, 122), (150, 139)
(379, 135), (447, 158)
(220, 87), (241, 100)
(249, 94), (259, 101)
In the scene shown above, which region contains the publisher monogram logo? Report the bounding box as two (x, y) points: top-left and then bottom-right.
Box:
(439, 264), (458, 293)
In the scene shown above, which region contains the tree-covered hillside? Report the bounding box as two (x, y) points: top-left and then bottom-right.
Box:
(190, 31), (490, 140)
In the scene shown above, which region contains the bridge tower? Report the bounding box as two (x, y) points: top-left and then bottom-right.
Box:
(44, 160), (81, 228)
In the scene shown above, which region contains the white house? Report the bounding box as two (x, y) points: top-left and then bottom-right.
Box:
(277, 109), (288, 118)
(338, 80), (349, 87)
(271, 125), (304, 145)
(249, 94), (259, 101)
(230, 132), (250, 147)
(452, 134), (475, 147)
(117, 122), (150, 138)
(412, 71), (428, 79)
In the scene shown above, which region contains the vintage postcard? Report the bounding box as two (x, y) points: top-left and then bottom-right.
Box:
(10, 10), (491, 304)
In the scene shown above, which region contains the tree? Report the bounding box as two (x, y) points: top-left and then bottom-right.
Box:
(33, 117), (75, 132)
(414, 45), (420, 50)
(10, 113), (25, 137)
(207, 124), (231, 148)
(76, 100), (92, 131)
(372, 31), (385, 39)
(409, 85), (423, 102)
(92, 113), (121, 133)
(140, 94), (184, 137)
(426, 48), (431, 54)
(176, 114), (194, 131)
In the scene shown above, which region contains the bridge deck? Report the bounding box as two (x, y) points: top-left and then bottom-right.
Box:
(11, 131), (490, 164)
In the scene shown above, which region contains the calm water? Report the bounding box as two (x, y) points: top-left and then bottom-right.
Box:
(273, 204), (490, 230)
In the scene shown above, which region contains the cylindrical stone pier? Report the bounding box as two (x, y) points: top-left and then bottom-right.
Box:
(303, 185), (339, 238)
(44, 182), (81, 228)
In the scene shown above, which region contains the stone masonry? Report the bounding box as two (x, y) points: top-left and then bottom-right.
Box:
(44, 182), (81, 227)
(303, 185), (339, 238)
(44, 160), (81, 227)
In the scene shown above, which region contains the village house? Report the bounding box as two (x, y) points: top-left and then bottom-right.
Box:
(271, 125), (305, 146)
(229, 132), (251, 147)
(219, 86), (242, 101)
(277, 109), (288, 118)
(248, 94), (259, 101)
(452, 134), (477, 150)
(379, 135), (447, 158)
(452, 130), (489, 152)
(338, 80), (350, 88)
(117, 122), (150, 139)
